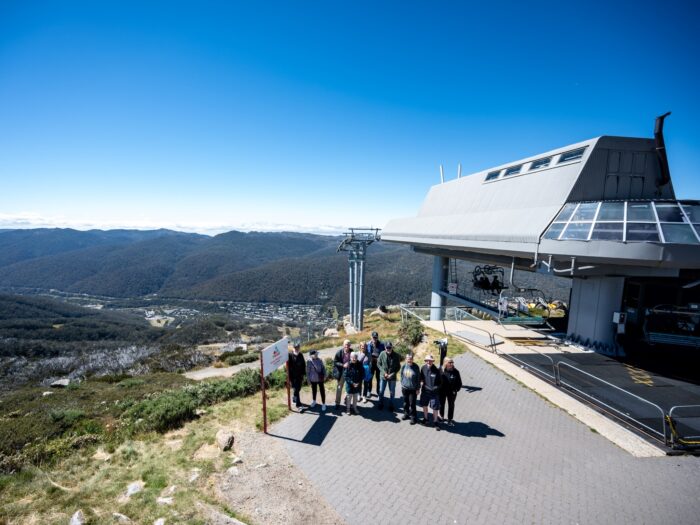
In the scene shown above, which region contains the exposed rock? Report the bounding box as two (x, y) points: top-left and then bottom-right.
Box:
(343, 323), (358, 335)
(226, 466), (239, 476)
(253, 462), (267, 469)
(195, 501), (247, 525)
(161, 485), (177, 497)
(118, 480), (144, 502)
(195, 408), (207, 416)
(51, 378), (71, 388)
(323, 328), (339, 337)
(369, 308), (388, 318)
(92, 448), (111, 461)
(377, 305), (388, 313)
(69, 510), (85, 524)
(112, 513), (131, 523)
(215, 429), (235, 451)
(193, 443), (220, 460)
(42, 391), (54, 397)
(154, 519), (165, 525)
(231, 456), (243, 465)
(156, 496), (174, 505)
(188, 469), (201, 483)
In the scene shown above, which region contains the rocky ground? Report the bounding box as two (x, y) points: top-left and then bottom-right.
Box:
(215, 429), (344, 525)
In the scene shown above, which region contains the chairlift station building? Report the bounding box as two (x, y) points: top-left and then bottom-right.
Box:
(383, 119), (700, 352)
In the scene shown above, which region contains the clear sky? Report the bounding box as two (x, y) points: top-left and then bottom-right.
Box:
(1, 1), (699, 235)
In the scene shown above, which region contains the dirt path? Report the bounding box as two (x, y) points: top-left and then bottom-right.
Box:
(215, 429), (345, 525)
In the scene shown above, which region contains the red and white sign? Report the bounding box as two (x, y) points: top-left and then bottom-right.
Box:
(261, 337), (289, 377)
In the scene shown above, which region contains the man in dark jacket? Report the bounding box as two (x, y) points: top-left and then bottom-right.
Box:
(366, 331), (385, 397)
(333, 339), (353, 411)
(400, 353), (421, 424)
(377, 341), (401, 411)
(420, 354), (442, 430)
(288, 342), (306, 409)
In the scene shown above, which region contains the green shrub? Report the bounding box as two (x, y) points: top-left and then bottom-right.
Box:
(117, 378), (146, 388)
(398, 316), (424, 347)
(221, 352), (258, 366)
(49, 409), (86, 426)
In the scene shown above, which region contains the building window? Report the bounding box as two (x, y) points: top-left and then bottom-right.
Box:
(503, 165), (522, 177)
(484, 170), (501, 182)
(590, 222), (624, 241)
(560, 222), (593, 240)
(558, 147), (586, 163)
(626, 222), (660, 242)
(596, 202), (625, 221)
(530, 157), (551, 170)
(660, 224), (700, 244)
(626, 202), (655, 222)
(654, 203), (685, 223)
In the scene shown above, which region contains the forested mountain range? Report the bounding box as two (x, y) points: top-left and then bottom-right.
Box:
(0, 228), (434, 307)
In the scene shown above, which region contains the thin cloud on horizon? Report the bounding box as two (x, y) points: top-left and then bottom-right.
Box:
(0, 213), (351, 237)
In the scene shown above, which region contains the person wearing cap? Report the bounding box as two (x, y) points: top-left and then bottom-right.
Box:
(288, 342), (306, 409)
(420, 354), (442, 429)
(439, 357), (463, 426)
(400, 353), (421, 424)
(377, 341), (401, 411)
(333, 339), (353, 411)
(344, 351), (364, 415)
(306, 349), (327, 411)
(366, 331), (385, 397)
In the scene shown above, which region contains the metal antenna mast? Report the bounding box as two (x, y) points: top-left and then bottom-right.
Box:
(337, 228), (380, 331)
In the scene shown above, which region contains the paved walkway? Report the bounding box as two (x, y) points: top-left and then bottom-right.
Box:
(272, 348), (700, 525)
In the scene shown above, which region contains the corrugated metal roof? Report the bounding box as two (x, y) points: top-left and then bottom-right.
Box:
(384, 138), (599, 246)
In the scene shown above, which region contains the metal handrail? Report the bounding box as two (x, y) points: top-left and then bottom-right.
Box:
(499, 345), (557, 383)
(447, 318), (498, 352)
(556, 361), (667, 443)
(668, 405), (700, 443)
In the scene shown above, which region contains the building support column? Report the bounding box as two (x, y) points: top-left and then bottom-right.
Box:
(567, 276), (625, 352)
(430, 256), (449, 321)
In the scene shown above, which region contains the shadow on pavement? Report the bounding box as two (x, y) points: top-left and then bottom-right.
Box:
(442, 420), (505, 438)
(268, 409), (340, 447)
(462, 385), (483, 393)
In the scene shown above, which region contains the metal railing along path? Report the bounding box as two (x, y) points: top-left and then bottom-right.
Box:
(668, 405), (700, 447)
(556, 361), (667, 444)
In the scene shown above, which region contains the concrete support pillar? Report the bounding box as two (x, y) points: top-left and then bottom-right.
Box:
(430, 256), (449, 321)
(348, 254), (355, 324)
(567, 276), (625, 349)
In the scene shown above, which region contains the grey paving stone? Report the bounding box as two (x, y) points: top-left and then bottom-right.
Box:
(272, 350), (700, 525)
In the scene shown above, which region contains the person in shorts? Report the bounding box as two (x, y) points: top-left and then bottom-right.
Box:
(420, 354), (442, 430)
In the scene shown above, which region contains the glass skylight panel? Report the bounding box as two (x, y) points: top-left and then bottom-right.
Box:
(660, 224), (699, 244)
(503, 165), (522, 177)
(626, 222), (660, 242)
(530, 157), (551, 170)
(571, 202), (598, 221)
(485, 170), (501, 181)
(560, 222), (592, 240)
(543, 223), (565, 240)
(654, 203), (684, 222)
(596, 202), (624, 221)
(682, 204), (700, 223)
(626, 202), (655, 221)
(590, 222), (624, 241)
(558, 147), (586, 163)
(554, 202), (578, 222)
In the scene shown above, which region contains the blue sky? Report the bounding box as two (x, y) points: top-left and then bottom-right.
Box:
(1, 1), (699, 234)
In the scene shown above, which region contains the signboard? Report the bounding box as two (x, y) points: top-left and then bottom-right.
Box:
(261, 337), (289, 377)
(447, 282), (458, 295)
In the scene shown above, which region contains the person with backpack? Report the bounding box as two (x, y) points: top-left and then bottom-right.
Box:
(400, 353), (421, 425)
(377, 341), (401, 411)
(366, 331), (385, 397)
(333, 339), (353, 411)
(420, 354), (442, 430)
(306, 350), (327, 411)
(439, 357), (463, 426)
(288, 342), (307, 409)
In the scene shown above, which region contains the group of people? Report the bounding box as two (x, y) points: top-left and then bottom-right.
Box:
(287, 331), (463, 430)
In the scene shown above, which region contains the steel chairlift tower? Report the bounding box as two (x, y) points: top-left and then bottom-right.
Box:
(337, 228), (380, 331)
